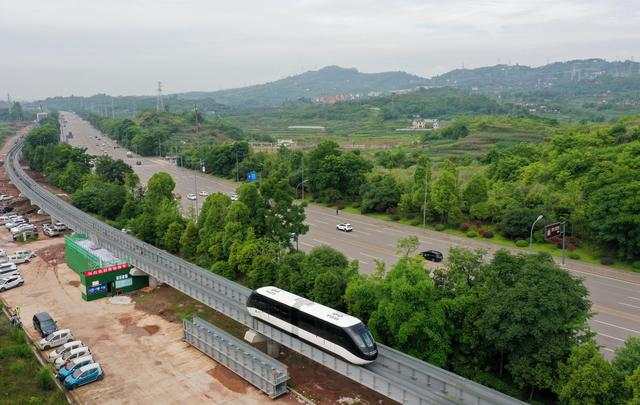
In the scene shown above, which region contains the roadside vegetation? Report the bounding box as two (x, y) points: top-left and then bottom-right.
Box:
(0, 307), (66, 405)
(22, 114), (640, 403)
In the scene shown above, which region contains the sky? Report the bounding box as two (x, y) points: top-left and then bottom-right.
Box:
(1, 0), (639, 100)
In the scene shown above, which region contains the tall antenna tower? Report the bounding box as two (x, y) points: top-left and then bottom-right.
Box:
(6, 93), (11, 114)
(156, 81), (164, 112)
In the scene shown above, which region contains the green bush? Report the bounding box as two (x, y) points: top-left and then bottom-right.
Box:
(481, 230), (494, 238)
(0, 344), (32, 360)
(466, 230), (478, 238)
(631, 261), (640, 272)
(515, 240), (529, 248)
(600, 256), (615, 266)
(568, 252), (581, 260)
(8, 359), (26, 374)
(434, 224), (446, 232)
(36, 367), (54, 391)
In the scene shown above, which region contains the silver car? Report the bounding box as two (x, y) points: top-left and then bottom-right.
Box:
(0, 274), (23, 292)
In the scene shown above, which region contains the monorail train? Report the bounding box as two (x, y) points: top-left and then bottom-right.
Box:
(246, 286), (378, 365)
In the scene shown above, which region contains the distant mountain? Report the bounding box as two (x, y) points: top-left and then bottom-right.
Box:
(429, 58), (640, 93)
(179, 66), (429, 107)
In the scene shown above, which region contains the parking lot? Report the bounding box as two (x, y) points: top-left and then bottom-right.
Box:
(0, 232), (293, 404)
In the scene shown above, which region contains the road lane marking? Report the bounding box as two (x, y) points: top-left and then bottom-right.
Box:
(568, 269), (640, 288)
(602, 347), (615, 353)
(299, 241), (315, 248)
(360, 252), (382, 260)
(593, 319), (640, 334)
(592, 304), (640, 324)
(359, 260), (370, 265)
(313, 239), (329, 245)
(313, 220), (329, 225)
(354, 230), (373, 236)
(629, 296), (640, 301)
(598, 333), (625, 342)
(619, 302), (640, 310)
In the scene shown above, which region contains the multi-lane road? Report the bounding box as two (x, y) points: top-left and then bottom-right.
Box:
(60, 111), (640, 358)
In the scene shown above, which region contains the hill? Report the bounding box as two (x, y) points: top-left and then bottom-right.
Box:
(179, 65), (429, 107)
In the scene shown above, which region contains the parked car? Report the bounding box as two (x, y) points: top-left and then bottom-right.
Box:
(420, 250), (444, 262)
(33, 312), (58, 338)
(0, 274), (23, 292)
(229, 192), (239, 201)
(53, 222), (67, 231)
(186, 193), (197, 200)
(0, 215), (20, 225)
(55, 346), (91, 369)
(0, 205), (13, 214)
(48, 340), (85, 363)
(43, 223), (61, 237)
(0, 194), (13, 202)
(5, 218), (27, 228)
(0, 262), (18, 274)
(10, 223), (36, 234)
(37, 329), (74, 350)
(336, 223), (354, 232)
(63, 363), (103, 390)
(58, 354), (94, 381)
(198, 190), (209, 197)
(8, 251), (33, 264)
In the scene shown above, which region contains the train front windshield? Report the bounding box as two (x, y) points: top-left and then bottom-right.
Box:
(347, 323), (376, 353)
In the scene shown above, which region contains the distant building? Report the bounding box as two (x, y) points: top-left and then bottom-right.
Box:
(411, 118), (439, 130)
(36, 112), (48, 123)
(288, 125), (326, 131)
(277, 139), (295, 148)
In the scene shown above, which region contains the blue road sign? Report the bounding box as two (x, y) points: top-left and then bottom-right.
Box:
(247, 170), (257, 182)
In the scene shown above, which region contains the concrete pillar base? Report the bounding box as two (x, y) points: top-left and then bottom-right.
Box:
(266, 339), (281, 357)
(244, 329), (266, 344)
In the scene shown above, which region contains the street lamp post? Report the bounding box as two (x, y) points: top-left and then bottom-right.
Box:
(529, 214), (544, 249)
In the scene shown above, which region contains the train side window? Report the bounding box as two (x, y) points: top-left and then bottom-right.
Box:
(298, 312), (319, 336)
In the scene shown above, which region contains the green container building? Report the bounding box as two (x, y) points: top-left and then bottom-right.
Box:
(65, 234), (149, 301)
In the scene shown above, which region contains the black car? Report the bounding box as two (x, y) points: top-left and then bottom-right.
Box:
(420, 250), (443, 262)
(0, 206), (13, 214)
(33, 312), (57, 337)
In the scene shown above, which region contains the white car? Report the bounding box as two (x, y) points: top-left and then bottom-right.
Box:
(43, 223), (61, 236)
(186, 193), (197, 201)
(198, 191), (209, 197)
(0, 274), (23, 292)
(336, 223), (354, 232)
(229, 192), (239, 201)
(48, 340), (85, 363)
(37, 329), (73, 350)
(55, 346), (91, 369)
(10, 223), (36, 234)
(5, 218), (26, 228)
(0, 215), (20, 224)
(8, 250), (34, 264)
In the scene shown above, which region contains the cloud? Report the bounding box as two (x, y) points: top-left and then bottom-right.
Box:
(1, 0), (639, 99)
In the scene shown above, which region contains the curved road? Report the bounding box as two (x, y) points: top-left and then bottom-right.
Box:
(60, 112), (640, 358)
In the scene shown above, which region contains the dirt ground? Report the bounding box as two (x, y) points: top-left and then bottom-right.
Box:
(0, 233), (296, 405)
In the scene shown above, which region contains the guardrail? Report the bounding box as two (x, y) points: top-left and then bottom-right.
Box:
(6, 137), (524, 405)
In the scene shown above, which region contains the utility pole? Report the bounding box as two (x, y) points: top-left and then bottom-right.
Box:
(194, 162), (198, 219)
(156, 81), (164, 112)
(235, 149), (239, 182)
(111, 98), (115, 118)
(422, 173), (428, 230)
(194, 104), (199, 134)
(301, 153), (304, 200)
(561, 221), (566, 266)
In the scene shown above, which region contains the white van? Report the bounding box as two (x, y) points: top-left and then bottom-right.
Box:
(55, 346), (91, 369)
(48, 340), (84, 362)
(8, 250), (34, 264)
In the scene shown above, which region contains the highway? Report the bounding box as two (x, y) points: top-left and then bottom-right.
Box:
(60, 111), (640, 358)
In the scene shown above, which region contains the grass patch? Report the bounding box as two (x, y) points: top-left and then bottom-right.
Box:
(0, 309), (66, 405)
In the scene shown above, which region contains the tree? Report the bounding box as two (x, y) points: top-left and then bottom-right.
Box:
(71, 176), (126, 219)
(499, 206), (539, 240)
(430, 168), (460, 224)
(614, 337), (640, 378)
(95, 156), (134, 184)
(464, 251), (591, 395)
(627, 367), (640, 404)
(360, 173), (401, 213)
(366, 257), (450, 366)
(180, 221), (199, 259)
(555, 342), (619, 405)
(396, 235), (419, 257)
(461, 173), (489, 212)
(163, 221), (184, 254)
(145, 172), (175, 203)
